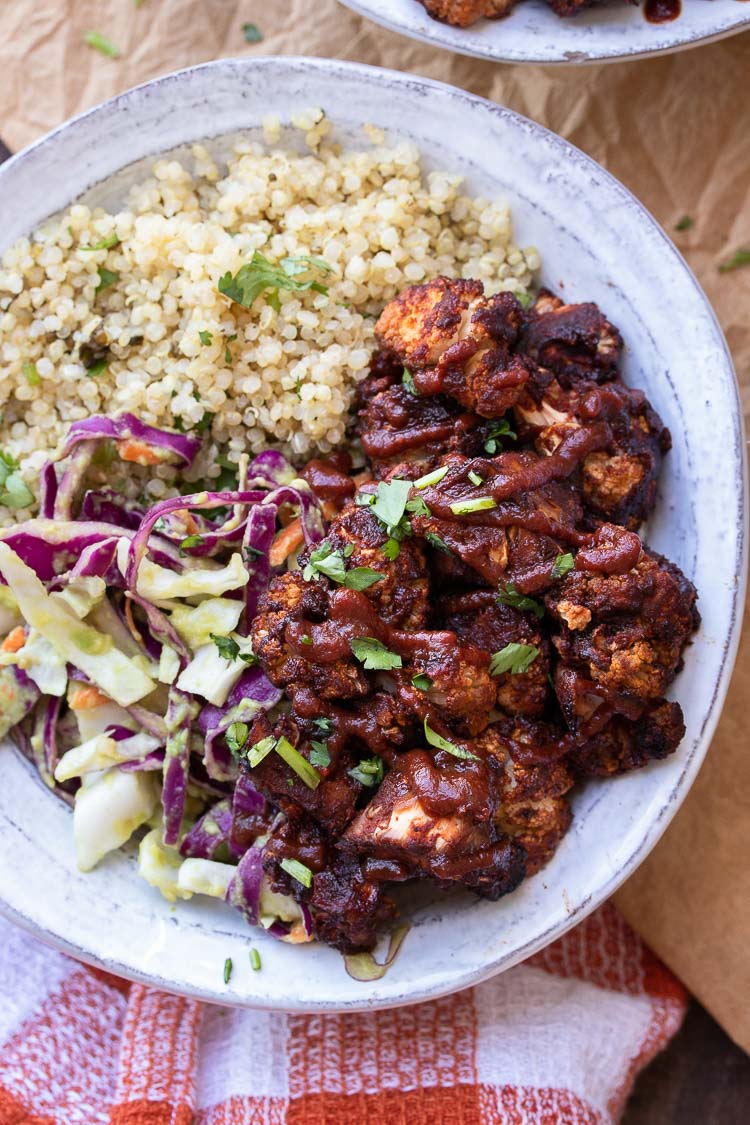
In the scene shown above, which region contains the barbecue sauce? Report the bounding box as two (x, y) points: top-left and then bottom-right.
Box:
(644, 0), (681, 23)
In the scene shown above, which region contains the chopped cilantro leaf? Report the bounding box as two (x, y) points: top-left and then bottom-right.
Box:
(0, 452), (33, 510)
(497, 581), (544, 619)
(313, 717), (334, 737)
(95, 267), (119, 294)
(218, 251), (330, 310)
(425, 531), (452, 555)
(242, 22), (263, 42)
(483, 417), (516, 454)
(303, 542), (347, 584)
(350, 636), (402, 671)
(369, 478), (412, 537)
(382, 537), (400, 560)
(344, 567), (385, 591)
(199, 330), (213, 346)
(81, 233), (120, 251)
(423, 716), (480, 761)
(86, 360), (107, 378)
(343, 543), (355, 558)
(300, 634), (313, 646)
(348, 755), (385, 787)
(406, 497), (430, 518)
(551, 552), (575, 579)
(513, 289), (534, 310)
(22, 362), (40, 387)
(719, 248), (750, 273)
(224, 344), (232, 366)
(402, 367), (417, 395)
(309, 741), (331, 768)
(411, 673), (432, 692)
(210, 634), (258, 666)
(489, 642), (539, 676)
(675, 215), (694, 232)
(179, 534), (203, 553)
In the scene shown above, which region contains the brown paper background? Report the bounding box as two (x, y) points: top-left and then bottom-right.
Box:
(1, 0), (749, 1050)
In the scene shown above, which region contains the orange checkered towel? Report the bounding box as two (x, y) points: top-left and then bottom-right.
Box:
(0, 902), (686, 1125)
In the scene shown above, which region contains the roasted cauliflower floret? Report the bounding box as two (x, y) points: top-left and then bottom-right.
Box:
(568, 699), (686, 777)
(251, 572), (369, 700)
(376, 277), (533, 418)
(521, 289), (622, 386)
(418, 0), (517, 26)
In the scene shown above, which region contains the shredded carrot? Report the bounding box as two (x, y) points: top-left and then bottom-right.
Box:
(269, 517), (304, 568)
(1, 626), (25, 653)
(69, 685), (110, 710)
(116, 439), (161, 466)
(123, 596), (144, 643)
(174, 509), (199, 535)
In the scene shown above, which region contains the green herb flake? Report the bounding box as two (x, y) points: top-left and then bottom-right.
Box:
(22, 362), (40, 387)
(179, 534), (203, 553)
(551, 552), (575, 580)
(675, 215), (694, 232)
(86, 360), (107, 378)
(350, 636), (402, 671)
(513, 289), (534, 310)
(348, 755), (385, 787)
(402, 367), (417, 395)
(211, 634), (241, 661)
(497, 581), (545, 619)
(223, 957), (233, 984)
(344, 566), (385, 591)
(95, 267), (119, 294)
(423, 717), (480, 761)
(274, 735), (321, 790)
(382, 537), (401, 560)
(280, 857), (313, 888)
(369, 478), (413, 538)
(242, 22), (263, 43)
(198, 330), (213, 346)
(0, 452), (33, 511)
(468, 470), (483, 486)
(450, 496), (497, 515)
(300, 634), (313, 646)
(425, 531), (452, 555)
(313, 717), (334, 737)
(309, 740), (331, 768)
(250, 947), (261, 971)
(719, 248), (750, 274)
(218, 251), (331, 311)
(83, 31), (121, 58)
(224, 345), (233, 366)
(226, 721), (250, 757)
(244, 543), (265, 560)
(484, 417), (516, 454)
(405, 497), (430, 519)
(81, 233), (120, 252)
(343, 543), (355, 558)
(303, 542), (347, 584)
(411, 673), (432, 692)
(247, 735), (276, 767)
(489, 642), (540, 676)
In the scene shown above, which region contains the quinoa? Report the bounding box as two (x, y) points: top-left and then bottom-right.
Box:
(0, 111), (540, 524)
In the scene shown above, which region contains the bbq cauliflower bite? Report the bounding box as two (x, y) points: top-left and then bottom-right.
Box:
(568, 699), (686, 777)
(250, 572), (368, 700)
(418, 0), (517, 26)
(316, 503), (429, 630)
(546, 548), (699, 708)
(475, 720), (574, 875)
(341, 749), (526, 899)
(404, 632), (497, 735)
(375, 277), (533, 418)
(521, 290), (622, 386)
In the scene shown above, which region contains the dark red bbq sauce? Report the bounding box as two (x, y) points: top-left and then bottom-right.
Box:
(644, 0), (681, 23)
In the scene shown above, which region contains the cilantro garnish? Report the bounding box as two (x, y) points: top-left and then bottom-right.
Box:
(382, 538), (401, 560)
(199, 330), (213, 346)
(280, 857), (313, 888)
(302, 542), (383, 590)
(0, 452), (33, 510)
(313, 717), (334, 737)
(551, 552), (575, 579)
(22, 362), (40, 387)
(406, 497), (431, 519)
(402, 367), (417, 395)
(423, 717), (480, 761)
(719, 249), (750, 274)
(411, 673), (432, 692)
(210, 634), (258, 666)
(497, 581), (544, 619)
(483, 417), (516, 454)
(95, 267), (119, 294)
(309, 741), (331, 768)
(425, 531), (452, 555)
(242, 22), (263, 42)
(348, 755), (385, 787)
(350, 636), (402, 671)
(367, 478), (413, 543)
(218, 252), (331, 310)
(675, 216), (693, 232)
(179, 534), (203, 553)
(489, 643), (539, 676)
(513, 290), (534, 310)
(86, 360), (107, 378)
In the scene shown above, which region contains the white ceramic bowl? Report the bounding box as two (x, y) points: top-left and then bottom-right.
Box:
(338, 0), (750, 64)
(0, 58), (745, 1012)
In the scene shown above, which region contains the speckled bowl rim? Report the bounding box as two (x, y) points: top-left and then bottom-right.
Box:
(338, 0), (750, 65)
(0, 57), (746, 1012)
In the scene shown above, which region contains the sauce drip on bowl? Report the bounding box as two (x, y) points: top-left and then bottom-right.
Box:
(644, 0), (682, 23)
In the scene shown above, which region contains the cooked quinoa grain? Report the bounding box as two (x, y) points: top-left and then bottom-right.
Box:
(0, 116), (540, 523)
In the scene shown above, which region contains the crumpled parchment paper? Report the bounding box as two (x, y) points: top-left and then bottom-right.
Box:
(1, 0), (749, 1053)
